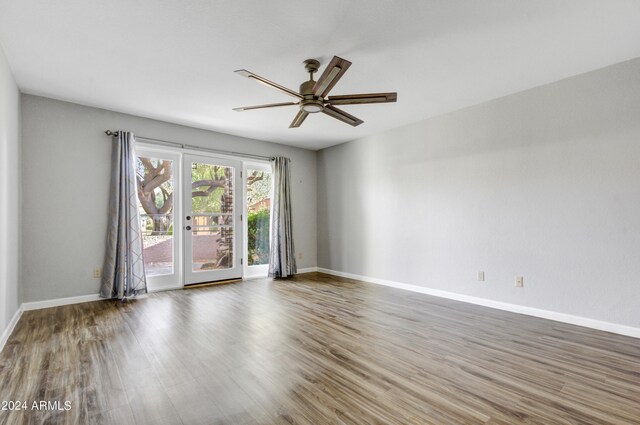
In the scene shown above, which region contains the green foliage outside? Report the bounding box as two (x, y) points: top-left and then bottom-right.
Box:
(190, 163), (229, 214)
(248, 209), (270, 265)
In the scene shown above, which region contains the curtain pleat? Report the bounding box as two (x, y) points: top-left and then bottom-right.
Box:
(100, 132), (148, 299)
(268, 157), (297, 278)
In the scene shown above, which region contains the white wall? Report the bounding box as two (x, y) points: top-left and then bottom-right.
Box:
(0, 44), (21, 336)
(21, 95), (317, 302)
(317, 58), (640, 328)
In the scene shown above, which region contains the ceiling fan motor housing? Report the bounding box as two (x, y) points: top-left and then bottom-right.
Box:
(299, 79), (324, 113)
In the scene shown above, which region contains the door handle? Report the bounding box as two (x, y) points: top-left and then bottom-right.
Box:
(186, 216), (191, 220)
(186, 225), (192, 231)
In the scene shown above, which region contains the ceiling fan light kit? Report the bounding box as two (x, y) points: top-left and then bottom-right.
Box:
(234, 56), (397, 128)
(301, 100), (324, 113)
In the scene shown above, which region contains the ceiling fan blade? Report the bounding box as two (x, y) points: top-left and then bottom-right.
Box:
(235, 69), (303, 99)
(322, 105), (363, 127)
(313, 56), (352, 98)
(289, 110), (309, 128)
(233, 102), (298, 112)
(327, 92), (397, 106)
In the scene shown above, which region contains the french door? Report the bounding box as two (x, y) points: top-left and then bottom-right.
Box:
(183, 155), (243, 284)
(136, 148), (265, 289)
(135, 147), (242, 291)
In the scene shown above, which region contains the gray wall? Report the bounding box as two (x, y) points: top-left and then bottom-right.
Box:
(21, 95), (317, 302)
(0, 44), (21, 335)
(317, 58), (640, 328)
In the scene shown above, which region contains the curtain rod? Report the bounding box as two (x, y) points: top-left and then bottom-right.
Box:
(104, 130), (274, 161)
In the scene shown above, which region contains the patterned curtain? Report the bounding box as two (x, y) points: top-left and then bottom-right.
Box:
(268, 157), (297, 278)
(100, 132), (148, 299)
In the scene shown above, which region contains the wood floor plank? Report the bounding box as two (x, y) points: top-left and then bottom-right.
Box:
(1, 272), (639, 424)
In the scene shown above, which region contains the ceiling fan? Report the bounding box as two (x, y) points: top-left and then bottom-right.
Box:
(233, 56), (397, 128)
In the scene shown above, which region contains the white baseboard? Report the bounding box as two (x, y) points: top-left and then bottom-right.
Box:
(298, 267), (319, 274)
(22, 293), (103, 311)
(0, 307), (23, 353)
(317, 267), (640, 339)
(22, 283), (185, 310)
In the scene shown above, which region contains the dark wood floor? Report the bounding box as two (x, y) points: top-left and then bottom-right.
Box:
(1, 272), (639, 424)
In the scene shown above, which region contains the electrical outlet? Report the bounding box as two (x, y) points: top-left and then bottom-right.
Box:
(298, 252), (303, 260)
(93, 268), (102, 279)
(515, 276), (524, 287)
(477, 271), (485, 281)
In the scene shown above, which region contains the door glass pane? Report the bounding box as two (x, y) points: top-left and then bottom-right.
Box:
(247, 168), (271, 266)
(136, 156), (174, 276)
(191, 162), (234, 271)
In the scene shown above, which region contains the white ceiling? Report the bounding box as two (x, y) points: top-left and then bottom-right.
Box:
(1, 1), (639, 150)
